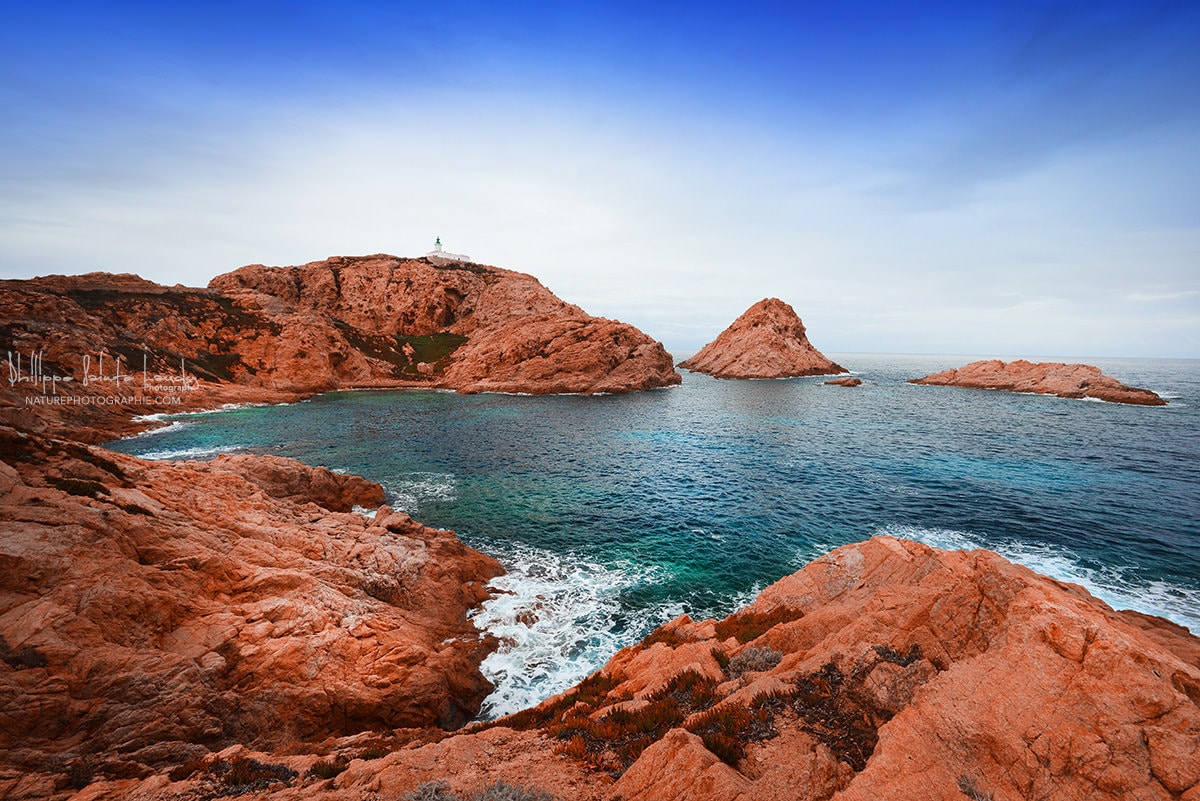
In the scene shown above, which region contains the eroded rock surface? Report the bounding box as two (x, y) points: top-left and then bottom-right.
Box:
(910, 359), (1167, 406)
(0, 427), (502, 796)
(0, 256), (680, 441)
(72, 537), (1199, 801)
(679, 298), (844, 379)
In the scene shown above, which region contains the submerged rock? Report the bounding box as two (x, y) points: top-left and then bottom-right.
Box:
(679, 298), (845, 379)
(910, 359), (1167, 405)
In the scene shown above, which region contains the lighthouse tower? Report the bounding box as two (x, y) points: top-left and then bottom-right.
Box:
(425, 237), (471, 265)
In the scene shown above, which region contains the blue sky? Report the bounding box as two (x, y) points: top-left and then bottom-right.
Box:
(2, 1), (1198, 357)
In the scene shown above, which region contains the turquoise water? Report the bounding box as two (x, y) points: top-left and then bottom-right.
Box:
(108, 354), (1200, 716)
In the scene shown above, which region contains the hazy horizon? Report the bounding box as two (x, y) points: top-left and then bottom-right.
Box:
(3, 2), (1197, 358)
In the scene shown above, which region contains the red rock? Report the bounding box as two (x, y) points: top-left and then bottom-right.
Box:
(679, 298), (845, 379)
(25, 537), (1200, 801)
(210, 255), (681, 395)
(205, 453), (385, 512)
(345, 537), (1195, 801)
(0, 427), (502, 790)
(910, 359), (1167, 406)
(824, 376), (861, 387)
(0, 255), (680, 442)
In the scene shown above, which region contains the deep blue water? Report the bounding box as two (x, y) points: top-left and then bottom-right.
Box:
(107, 354), (1200, 716)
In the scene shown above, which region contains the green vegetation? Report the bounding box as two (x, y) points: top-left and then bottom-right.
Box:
(395, 333), (469, 374)
(714, 605), (805, 643)
(212, 758), (297, 794)
(958, 775), (996, 801)
(333, 324), (468, 378)
(685, 701), (774, 766)
(401, 780), (559, 801)
(306, 757), (348, 779)
(727, 646), (783, 677)
(52, 478), (108, 497)
(0, 636), (48, 670)
(639, 625), (695, 649)
(484, 640), (933, 776)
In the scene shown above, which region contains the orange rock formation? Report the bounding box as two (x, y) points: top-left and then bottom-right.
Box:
(0, 255), (680, 440)
(910, 359), (1167, 406)
(0, 426), (502, 796)
(42, 538), (1199, 801)
(679, 298), (845, 379)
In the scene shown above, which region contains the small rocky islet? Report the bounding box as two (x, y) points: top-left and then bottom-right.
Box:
(909, 358), (1168, 405)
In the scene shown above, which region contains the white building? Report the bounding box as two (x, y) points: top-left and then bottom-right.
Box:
(425, 237), (471, 265)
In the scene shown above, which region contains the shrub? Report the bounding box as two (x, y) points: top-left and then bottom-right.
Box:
(711, 647), (731, 673)
(52, 478), (108, 497)
(713, 606), (803, 643)
(401, 781), (560, 801)
(402, 781), (459, 801)
(958, 775), (995, 801)
(306, 757), (348, 779)
(470, 780), (559, 801)
(211, 758), (297, 793)
(0, 636), (47, 670)
(639, 626), (692, 648)
(727, 646), (783, 677)
(685, 700), (775, 767)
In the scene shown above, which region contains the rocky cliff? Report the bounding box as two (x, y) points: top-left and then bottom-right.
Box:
(679, 298), (845, 379)
(0, 256), (680, 440)
(0, 426), (503, 798)
(910, 359), (1167, 406)
(48, 538), (1200, 801)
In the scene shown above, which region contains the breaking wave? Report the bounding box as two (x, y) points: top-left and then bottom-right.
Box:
(883, 524), (1199, 634)
(470, 543), (680, 719)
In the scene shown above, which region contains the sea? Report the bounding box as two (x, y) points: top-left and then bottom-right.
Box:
(106, 353), (1200, 719)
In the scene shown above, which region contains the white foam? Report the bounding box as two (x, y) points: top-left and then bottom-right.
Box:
(470, 544), (674, 719)
(878, 524), (1199, 634)
(385, 472), (458, 514)
(135, 444), (244, 461)
(125, 419), (194, 438)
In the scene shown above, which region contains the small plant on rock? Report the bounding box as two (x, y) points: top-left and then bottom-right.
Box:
(714, 606), (803, 643)
(727, 646), (783, 677)
(306, 756), (348, 779)
(957, 774), (995, 801)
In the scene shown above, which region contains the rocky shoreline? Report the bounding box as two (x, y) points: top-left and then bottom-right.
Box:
(1, 264), (1193, 800)
(1, 255), (681, 441)
(0, 425), (505, 798)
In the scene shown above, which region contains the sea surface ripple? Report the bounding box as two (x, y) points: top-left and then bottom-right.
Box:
(107, 354), (1200, 717)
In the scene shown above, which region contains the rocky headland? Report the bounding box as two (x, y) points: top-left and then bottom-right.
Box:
(2, 269), (1196, 801)
(35, 537), (1199, 801)
(679, 298), (845, 379)
(0, 424), (504, 798)
(910, 359), (1167, 406)
(0, 254), (680, 441)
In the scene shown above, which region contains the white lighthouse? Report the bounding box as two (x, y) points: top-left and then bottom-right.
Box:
(425, 237), (471, 265)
